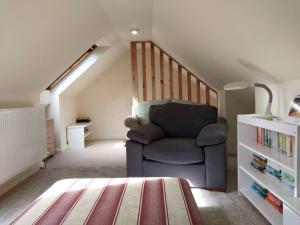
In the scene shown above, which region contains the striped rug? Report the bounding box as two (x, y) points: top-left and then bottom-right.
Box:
(10, 177), (202, 225)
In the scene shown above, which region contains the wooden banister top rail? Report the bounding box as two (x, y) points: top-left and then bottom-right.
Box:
(131, 41), (218, 95)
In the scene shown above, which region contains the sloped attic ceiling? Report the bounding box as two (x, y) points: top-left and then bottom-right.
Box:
(96, 0), (300, 90)
(152, 0), (300, 89)
(1, 0), (300, 105)
(0, 0), (116, 104)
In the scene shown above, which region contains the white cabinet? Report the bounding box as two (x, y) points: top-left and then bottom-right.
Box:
(67, 122), (92, 150)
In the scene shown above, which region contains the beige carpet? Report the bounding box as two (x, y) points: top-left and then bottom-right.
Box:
(0, 140), (269, 225)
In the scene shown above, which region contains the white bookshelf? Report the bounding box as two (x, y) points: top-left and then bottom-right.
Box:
(238, 115), (300, 225)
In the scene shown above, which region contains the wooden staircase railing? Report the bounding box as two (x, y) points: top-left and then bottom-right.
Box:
(131, 41), (218, 107)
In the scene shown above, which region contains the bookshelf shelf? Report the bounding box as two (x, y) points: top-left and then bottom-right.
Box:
(240, 188), (282, 225)
(238, 115), (300, 225)
(239, 164), (294, 199)
(239, 141), (295, 174)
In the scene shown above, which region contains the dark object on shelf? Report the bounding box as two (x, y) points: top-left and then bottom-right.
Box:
(251, 162), (265, 173)
(251, 182), (268, 198)
(76, 117), (91, 123)
(266, 165), (281, 180)
(253, 154), (267, 164)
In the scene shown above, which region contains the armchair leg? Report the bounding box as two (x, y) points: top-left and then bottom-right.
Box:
(207, 188), (226, 192)
(126, 140), (143, 177)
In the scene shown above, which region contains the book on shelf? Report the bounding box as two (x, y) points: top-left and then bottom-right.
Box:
(282, 171), (295, 190)
(265, 161), (281, 181)
(266, 192), (283, 213)
(253, 154), (267, 164)
(251, 152), (294, 190)
(282, 171), (294, 183)
(251, 182), (283, 213)
(257, 127), (295, 157)
(251, 154), (267, 173)
(266, 165), (281, 181)
(251, 182), (268, 199)
(251, 162), (265, 173)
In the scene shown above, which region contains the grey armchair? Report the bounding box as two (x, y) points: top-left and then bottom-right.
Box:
(126, 102), (228, 190)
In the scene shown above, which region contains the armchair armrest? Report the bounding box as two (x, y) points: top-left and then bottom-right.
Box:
(127, 123), (165, 144)
(196, 123), (228, 146)
(124, 115), (140, 130)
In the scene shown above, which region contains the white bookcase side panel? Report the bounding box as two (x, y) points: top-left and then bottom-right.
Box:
(283, 204), (300, 225)
(296, 126), (300, 198)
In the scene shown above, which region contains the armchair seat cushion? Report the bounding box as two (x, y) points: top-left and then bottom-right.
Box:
(143, 138), (204, 165)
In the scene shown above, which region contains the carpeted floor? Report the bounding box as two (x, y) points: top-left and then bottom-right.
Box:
(0, 140), (269, 225)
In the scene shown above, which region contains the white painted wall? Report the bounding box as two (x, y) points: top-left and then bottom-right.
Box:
(48, 51), (101, 150)
(77, 51), (132, 140)
(0, 95), (36, 109)
(60, 94), (78, 148)
(255, 79), (300, 119)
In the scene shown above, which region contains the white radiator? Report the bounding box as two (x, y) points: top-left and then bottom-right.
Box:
(0, 107), (47, 185)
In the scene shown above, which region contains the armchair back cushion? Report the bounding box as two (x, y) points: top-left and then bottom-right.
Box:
(135, 99), (171, 117)
(149, 103), (217, 138)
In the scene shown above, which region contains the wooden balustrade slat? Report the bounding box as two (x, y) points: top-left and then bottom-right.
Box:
(178, 65), (183, 99)
(151, 42), (156, 100)
(169, 58), (173, 99)
(160, 50), (164, 99)
(130, 41), (218, 107)
(196, 80), (201, 103)
(187, 72), (192, 101)
(206, 86), (210, 105)
(130, 42), (138, 102)
(141, 42), (147, 101)
(151, 42), (212, 89)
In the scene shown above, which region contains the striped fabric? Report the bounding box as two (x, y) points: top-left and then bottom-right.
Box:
(10, 178), (202, 225)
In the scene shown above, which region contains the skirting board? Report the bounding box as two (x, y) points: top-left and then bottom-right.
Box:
(0, 162), (41, 197)
(56, 145), (68, 152)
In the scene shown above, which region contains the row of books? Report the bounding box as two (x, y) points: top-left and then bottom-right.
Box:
(266, 161), (282, 180)
(250, 154), (295, 190)
(250, 154), (267, 173)
(257, 127), (295, 157)
(251, 182), (283, 213)
(282, 171), (295, 190)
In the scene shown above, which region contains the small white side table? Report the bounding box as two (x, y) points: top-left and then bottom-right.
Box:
(67, 122), (92, 150)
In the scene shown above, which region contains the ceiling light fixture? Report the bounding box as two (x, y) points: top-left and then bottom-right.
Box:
(130, 29), (139, 36)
